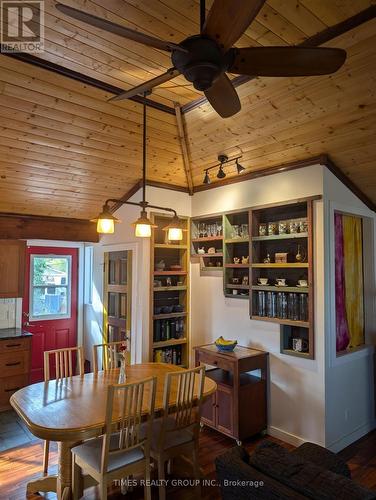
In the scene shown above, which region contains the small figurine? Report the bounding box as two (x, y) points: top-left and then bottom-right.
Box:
(208, 247), (216, 254)
(241, 256), (249, 264)
(197, 247), (205, 254)
(233, 257), (240, 264)
(295, 245), (307, 262)
(263, 253), (271, 264)
(155, 259), (165, 271)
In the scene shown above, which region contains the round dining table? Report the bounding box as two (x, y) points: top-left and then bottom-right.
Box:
(10, 362), (217, 500)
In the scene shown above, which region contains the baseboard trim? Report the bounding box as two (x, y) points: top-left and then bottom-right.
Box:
(267, 425), (313, 448)
(326, 419), (376, 452)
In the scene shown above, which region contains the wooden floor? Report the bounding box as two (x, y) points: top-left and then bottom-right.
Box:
(0, 426), (375, 499)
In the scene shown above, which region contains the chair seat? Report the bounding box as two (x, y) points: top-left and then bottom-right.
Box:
(142, 416), (194, 451)
(72, 433), (145, 473)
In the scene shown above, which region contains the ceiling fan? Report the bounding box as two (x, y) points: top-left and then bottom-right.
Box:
(55, 0), (346, 118)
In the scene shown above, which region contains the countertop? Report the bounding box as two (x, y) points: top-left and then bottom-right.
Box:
(0, 328), (32, 340)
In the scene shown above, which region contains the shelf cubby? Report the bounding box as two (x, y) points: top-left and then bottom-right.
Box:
(191, 214), (224, 273)
(150, 213), (190, 367)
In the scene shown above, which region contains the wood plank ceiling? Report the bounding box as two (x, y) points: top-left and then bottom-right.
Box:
(0, 0), (374, 219)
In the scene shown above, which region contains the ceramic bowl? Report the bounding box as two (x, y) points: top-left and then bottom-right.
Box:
(215, 341), (237, 352)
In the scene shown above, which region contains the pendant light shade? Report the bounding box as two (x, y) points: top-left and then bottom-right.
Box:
(91, 205), (120, 234)
(132, 210), (158, 238)
(236, 158), (246, 174)
(162, 214), (185, 241)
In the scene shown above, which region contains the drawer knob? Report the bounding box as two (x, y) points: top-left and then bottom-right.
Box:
(5, 362), (21, 367)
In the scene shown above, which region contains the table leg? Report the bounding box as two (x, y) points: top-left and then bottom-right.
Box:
(57, 441), (78, 500)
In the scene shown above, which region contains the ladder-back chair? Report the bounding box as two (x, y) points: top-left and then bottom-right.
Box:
(92, 341), (128, 372)
(42, 346), (84, 475)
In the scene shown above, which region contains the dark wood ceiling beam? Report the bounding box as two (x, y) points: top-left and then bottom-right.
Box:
(0, 212), (99, 241)
(181, 5), (376, 114)
(3, 52), (176, 116)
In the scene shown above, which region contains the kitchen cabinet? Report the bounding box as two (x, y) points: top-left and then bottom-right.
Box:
(0, 240), (26, 298)
(195, 343), (268, 444)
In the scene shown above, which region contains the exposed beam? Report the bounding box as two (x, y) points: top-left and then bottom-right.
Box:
(181, 5), (376, 114)
(3, 52), (176, 116)
(0, 213), (99, 241)
(174, 103), (194, 195)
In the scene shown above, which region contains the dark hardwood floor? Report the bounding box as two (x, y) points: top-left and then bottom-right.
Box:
(0, 426), (375, 499)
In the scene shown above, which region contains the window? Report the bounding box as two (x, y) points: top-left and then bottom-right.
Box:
(30, 255), (71, 320)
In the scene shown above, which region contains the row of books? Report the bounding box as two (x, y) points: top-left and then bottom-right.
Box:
(153, 346), (182, 365)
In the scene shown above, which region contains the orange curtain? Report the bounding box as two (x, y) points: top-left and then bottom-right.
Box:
(342, 215), (364, 347)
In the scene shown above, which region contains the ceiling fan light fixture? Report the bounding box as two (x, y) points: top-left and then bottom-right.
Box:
(217, 165), (226, 179)
(236, 158), (246, 174)
(91, 204), (120, 234)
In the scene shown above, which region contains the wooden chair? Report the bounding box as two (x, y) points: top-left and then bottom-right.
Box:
(72, 376), (157, 500)
(43, 346), (84, 475)
(92, 341), (128, 372)
(150, 366), (206, 500)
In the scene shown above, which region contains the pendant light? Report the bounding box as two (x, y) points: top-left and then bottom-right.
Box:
(93, 97), (182, 239)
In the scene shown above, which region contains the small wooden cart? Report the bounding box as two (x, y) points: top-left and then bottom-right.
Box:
(194, 343), (268, 445)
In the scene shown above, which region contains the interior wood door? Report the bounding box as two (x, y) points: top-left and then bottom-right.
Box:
(103, 250), (132, 356)
(216, 384), (234, 436)
(22, 246), (78, 383)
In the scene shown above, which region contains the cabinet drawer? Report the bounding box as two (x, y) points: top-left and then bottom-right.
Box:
(0, 337), (31, 353)
(197, 350), (233, 372)
(0, 350), (30, 376)
(0, 374), (28, 410)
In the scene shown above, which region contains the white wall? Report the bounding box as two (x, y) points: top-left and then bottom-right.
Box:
(191, 164), (326, 446)
(323, 168), (376, 451)
(85, 186), (191, 365)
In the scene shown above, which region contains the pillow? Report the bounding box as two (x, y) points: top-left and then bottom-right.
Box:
(290, 442), (351, 478)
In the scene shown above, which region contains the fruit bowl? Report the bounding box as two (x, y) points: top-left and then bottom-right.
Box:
(215, 336), (237, 352)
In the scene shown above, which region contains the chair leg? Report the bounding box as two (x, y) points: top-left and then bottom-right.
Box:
(72, 456), (81, 500)
(157, 456), (166, 500)
(192, 444), (201, 499)
(144, 460), (152, 500)
(43, 440), (50, 476)
(99, 479), (108, 500)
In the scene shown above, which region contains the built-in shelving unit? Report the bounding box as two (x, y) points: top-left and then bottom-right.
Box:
(190, 215), (224, 272)
(223, 210), (250, 298)
(249, 199), (314, 359)
(150, 213), (190, 367)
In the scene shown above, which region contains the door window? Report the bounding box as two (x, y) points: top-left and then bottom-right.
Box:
(29, 255), (71, 320)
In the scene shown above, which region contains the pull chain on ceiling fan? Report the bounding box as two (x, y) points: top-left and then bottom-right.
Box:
(56, 0), (346, 118)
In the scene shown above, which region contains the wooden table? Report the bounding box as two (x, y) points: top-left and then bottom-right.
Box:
(10, 362), (216, 500)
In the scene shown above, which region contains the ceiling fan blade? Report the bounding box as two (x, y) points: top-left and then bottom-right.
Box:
(229, 46), (347, 76)
(55, 3), (186, 53)
(204, 74), (241, 118)
(108, 68), (180, 102)
(203, 0), (265, 52)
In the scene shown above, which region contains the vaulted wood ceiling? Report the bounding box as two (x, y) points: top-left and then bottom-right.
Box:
(0, 0), (375, 219)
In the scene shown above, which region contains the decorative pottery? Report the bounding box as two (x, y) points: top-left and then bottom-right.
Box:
(155, 260), (165, 271)
(241, 256), (249, 264)
(208, 247), (216, 254)
(197, 247), (205, 254)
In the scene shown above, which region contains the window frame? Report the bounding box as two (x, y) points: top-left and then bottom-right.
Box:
(29, 254), (72, 321)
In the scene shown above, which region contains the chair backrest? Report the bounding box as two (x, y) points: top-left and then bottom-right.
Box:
(159, 366), (205, 446)
(101, 376), (157, 474)
(44, 346), (84, 381)
(92, 341), (128, 372)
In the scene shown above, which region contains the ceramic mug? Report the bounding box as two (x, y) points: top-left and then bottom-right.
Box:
(276, 278), (286, 286)
(298, 279), (308, 287)
(258, 278), (268, 285)
(292, 338), (308, 352)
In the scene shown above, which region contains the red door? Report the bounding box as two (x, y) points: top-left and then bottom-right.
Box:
(22, 246), (78, 383)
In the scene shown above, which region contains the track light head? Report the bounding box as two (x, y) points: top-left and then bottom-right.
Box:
(217, 165), (226, 179)
(236, 158), (246, 174)
(203, 170), (211, 184)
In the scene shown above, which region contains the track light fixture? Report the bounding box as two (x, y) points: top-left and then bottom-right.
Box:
(201, 154), (245, 185)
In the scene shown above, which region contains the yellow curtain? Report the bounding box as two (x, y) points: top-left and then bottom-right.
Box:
(342, 215), (364, 347)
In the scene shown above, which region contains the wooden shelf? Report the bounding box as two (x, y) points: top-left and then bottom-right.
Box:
(153, 270), (187, 275)
(225, 293), (249, 299)
(251, 263), (309, 268)
(226, 284), (250, 290)
(252, 285), (309, 293)
(224, 237), (249, 244)
(225, 263), (250, 268)
(153, 338), (187, 349)
(154, 244), (187, 249)
(252, 232), (308, 242)
(201, 266), (223, 271)
(193, 252), (223, 257)
(251, 315), (309, 328)
(153, 312), (187, 320)
(153, 286), (187, 292)
(281, 349), (312, 359)
(191, 236), (223, 242)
